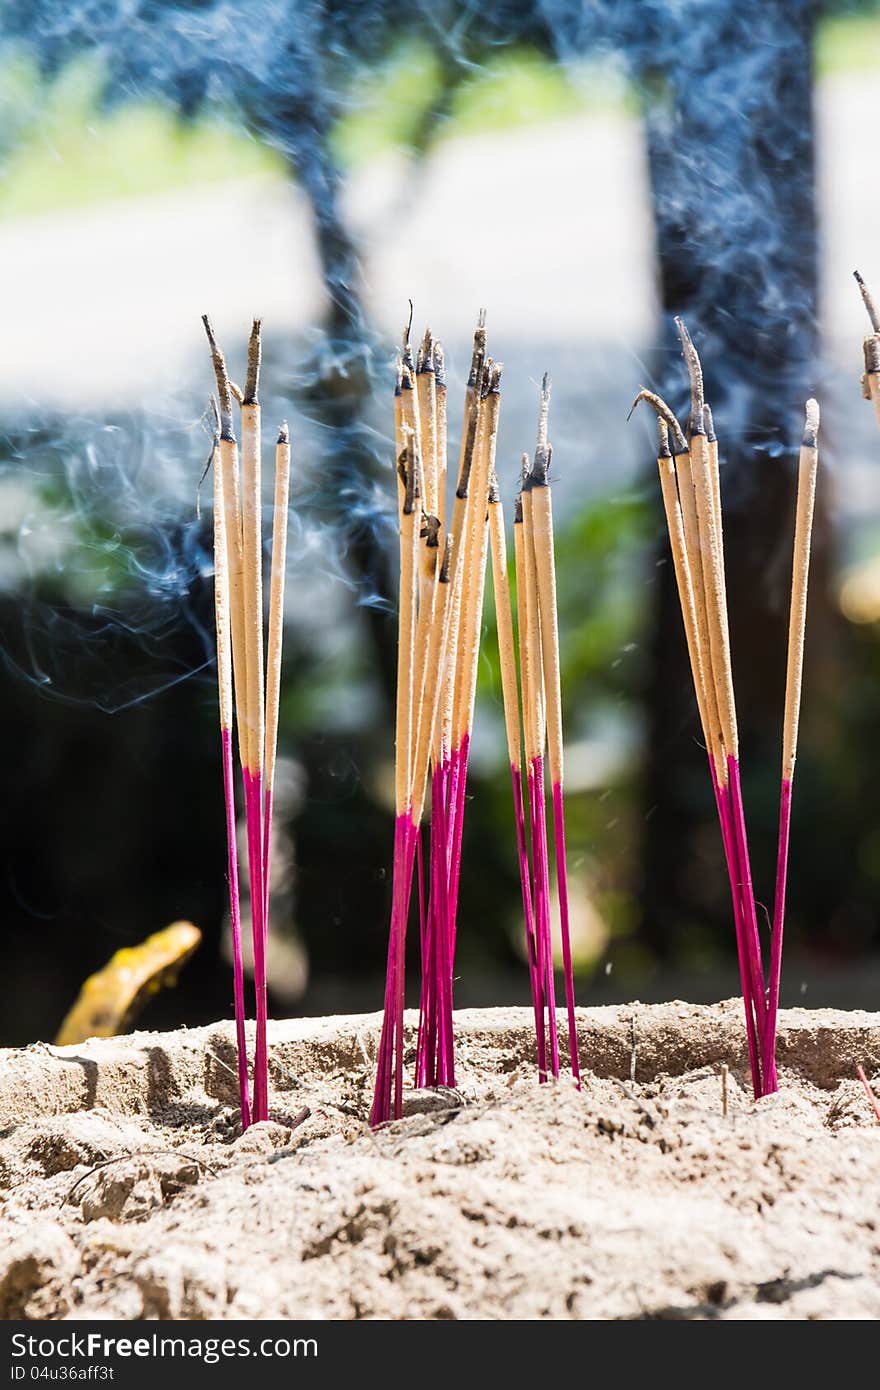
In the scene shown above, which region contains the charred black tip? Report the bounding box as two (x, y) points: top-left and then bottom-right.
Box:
(277, 420), (289, 445)
(802, 397), (820, 450)
(242, 317), (262, 405)
(629, 388), (688, 455)
(433, 341), (446, 388)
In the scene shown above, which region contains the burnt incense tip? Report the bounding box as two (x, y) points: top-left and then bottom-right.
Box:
(402, 301), (415, 371)
(421, 512), (441, 547)
(432, 340), (446, 387)
(513, 491), (524, 523)
(703, 403), (716, 442)
(656, 415), (671, 458)
(439, 533), (453, 582)
(478, 307), (487, 331)
(486, 361), (503, 396)
(202, 315), (235, 441)
(864, 336), (880, 375)
(855, 270), (880, 333)
(400, 362), (414, 392)
(417, 326), (435, 374)
(277, 420), (289, 445)
(675, 315), (705, 431)
(530, 442), (552, 489)
(242, 318), (262, 405)
(802, 397), (820, 449)
(628, 388), (688, 455)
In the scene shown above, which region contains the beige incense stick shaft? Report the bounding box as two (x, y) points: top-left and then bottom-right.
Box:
(530, 483), (564, 789)
(416, 334), (438, 520)
(675, 447), (726, 774)
(395, 423), (422, 813)
(657, 452), (712, 755)
(866, 368), (880, 429)
(203, 316), (249, 766)
(240, 398), (264, 774)
(454, 373), (500, 750)
(213, 445), (234, 734)
(218, 436), (249, 765)
(520, 485), (546, 763)
(264, 426), (291, 794)
(489, 493), (523, 771)
(689, 429), (738, 762)
(451, 395), (489, 750)
(438, 329), (486, 760)
(410, 549), (454, 823)
(782, 400), (820, 782)
(434, 344), (448, 538)
(411, 518), (440, 780)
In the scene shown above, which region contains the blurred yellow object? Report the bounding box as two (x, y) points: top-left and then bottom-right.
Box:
(840, 557), (880, 625)
(55, 921), (201, 1046)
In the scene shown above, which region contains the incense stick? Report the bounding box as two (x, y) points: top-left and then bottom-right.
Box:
(528, 376), (580, 1086)
(762, 398), (820, 1089)
(263, 422), (291, 925)
(521, 451), (558, 1080)
(855, 271), (880, 427)
(488, 467), (541, 1056)
(513, 476), (547, 1080)
(238, 319), (270, 1123)
(210, 405), (251, 1131)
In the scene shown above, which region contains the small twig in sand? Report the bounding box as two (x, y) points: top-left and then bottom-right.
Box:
(64, 1149), (217, 1205)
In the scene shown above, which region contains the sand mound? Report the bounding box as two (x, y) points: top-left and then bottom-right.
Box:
(1, 1001), (879, 1320)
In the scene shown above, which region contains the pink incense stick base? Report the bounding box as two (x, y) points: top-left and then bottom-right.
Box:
(551, 780), (580, 1088)
(416, 764), (455, 1091)
(511, 763), (545, 1081)
(529, 756), (559, 1081)
(761, 777), (793, 1094)
(261, 785), (273, 930)
(726, 754), (770, 1099)
(371, 813), (418, 1126)
(711, 762), (762, 1101)
(243, 768), (269, 1124)
(221, 728), (251, 1131)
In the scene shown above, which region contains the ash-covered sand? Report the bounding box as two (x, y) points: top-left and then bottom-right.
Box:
(1, 1002), (879, 1321)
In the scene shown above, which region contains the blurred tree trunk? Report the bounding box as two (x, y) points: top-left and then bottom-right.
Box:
(639, 1), (837, 959)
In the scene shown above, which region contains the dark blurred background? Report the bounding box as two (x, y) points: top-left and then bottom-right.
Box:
(1, 0), (880, 1047)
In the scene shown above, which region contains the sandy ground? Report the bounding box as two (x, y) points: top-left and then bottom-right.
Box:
(1, 1002), (879, 1321)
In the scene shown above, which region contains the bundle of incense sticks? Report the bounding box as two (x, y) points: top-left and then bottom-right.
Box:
(372, 312), (496, 1124)
(855, 270), (880, 426)
(632, 319), (819, 1098)
(371, 320), (581, 1126)
(500, 378), (579, 1086)
(203, 316), (291, 1129)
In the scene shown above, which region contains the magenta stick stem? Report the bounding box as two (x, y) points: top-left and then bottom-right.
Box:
(761, 776), (792, 1092)
(511, 763), (545, 1078)
(434, 765), (455, 1087)
(371, 812), (419, 1125)
(712, 767), (762, 1099)
(551, 781), (580, 1087)
(221, 728), (251, 1131)
(726, 755), (768, 1065)
(531, 755), (559, 1079)
(447, 733), (471, 951)
(261, 785), (273, 929)
(243, 768), (268, 1122)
